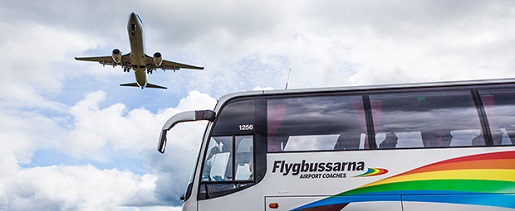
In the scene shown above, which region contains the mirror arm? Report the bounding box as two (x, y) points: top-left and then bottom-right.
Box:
(158, 110), (215, 154)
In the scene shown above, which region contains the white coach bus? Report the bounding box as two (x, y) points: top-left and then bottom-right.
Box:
(158, 79), (515, 211)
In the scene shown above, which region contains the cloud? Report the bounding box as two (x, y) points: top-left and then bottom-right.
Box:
(62, 89), (217, 206)
(0, 108), (66, 166)
(64, 89), (216, 160)
(0, 90), (217, 209)
(65, 90), (155, 160)
(0, 164), (159, 210)
(145, 0), (515, 93)
(0, 14), (109, 111)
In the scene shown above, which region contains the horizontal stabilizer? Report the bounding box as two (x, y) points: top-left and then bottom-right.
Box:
(146, 83), (167, 89)
(119, 82), (167, 89)
(120, 83), (139, 87)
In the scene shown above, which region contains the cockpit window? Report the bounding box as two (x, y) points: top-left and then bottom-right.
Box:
(136, 14), (143, 26)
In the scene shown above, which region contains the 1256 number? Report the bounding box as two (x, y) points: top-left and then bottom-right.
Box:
(239, 124), (254, 131)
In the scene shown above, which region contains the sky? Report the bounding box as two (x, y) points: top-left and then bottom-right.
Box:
(1, 0), (515, 210)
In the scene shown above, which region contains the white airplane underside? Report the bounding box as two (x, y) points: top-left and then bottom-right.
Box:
(75, 12), (203, 89)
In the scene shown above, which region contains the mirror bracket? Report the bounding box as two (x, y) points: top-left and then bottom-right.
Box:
(158, 110), (215, 153)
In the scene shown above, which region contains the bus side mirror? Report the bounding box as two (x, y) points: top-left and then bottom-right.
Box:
(158, 110), (216, 154)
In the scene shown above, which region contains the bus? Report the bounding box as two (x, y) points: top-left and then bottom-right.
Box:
(158, 79), (515, 211)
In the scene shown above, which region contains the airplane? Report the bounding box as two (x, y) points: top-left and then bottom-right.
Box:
(75, 12), (204, 89)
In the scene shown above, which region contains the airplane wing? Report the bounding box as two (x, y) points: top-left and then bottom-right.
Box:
(145, 55), (204, 71)
(75, 54), (130, 67)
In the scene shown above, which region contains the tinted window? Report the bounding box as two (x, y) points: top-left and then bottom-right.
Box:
(267, 95), (367, 152)
(478, 88), (515, 146)
(370, 90), (482, 148)
(199, 135), (256, 199)
(212, 100), (255, 136)
(202, 136), (233, 182)
(201, 136), (254, 182)
(200, 99), (258, 200)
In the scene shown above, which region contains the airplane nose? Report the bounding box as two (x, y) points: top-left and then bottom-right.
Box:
(129, 12), (138, 22)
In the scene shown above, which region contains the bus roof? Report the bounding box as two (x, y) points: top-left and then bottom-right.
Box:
(215, 78), (515, 111)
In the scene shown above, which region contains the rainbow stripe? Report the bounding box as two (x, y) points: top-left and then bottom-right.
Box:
(292, 150), (515, 210)
(354, 168), (389, 177)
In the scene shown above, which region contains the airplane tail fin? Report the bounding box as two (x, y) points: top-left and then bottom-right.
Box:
(119, 82), (167, 89)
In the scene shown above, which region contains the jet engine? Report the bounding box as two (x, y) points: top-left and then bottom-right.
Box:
(112, 49), (122, 63)
(153, 52), (163, 66)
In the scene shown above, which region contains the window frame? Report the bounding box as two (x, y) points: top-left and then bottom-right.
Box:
(198, 98), (266, 200)
(264, 84), (514, 153)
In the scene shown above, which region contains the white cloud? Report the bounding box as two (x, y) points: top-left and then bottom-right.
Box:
(0, 164), (159, 210)
(0, 90), (216, 209)
(64, 90), (215, 159)
(151, 0), (515, 93)
(0, 19), (106, 111)
(0, 108), (66, 166)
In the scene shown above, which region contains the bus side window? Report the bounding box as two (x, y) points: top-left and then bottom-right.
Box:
(478, 88), (515, 146)
(371, 90), (483, 149)
(267, 95), (367, 152)
(235, 137), (253, 181)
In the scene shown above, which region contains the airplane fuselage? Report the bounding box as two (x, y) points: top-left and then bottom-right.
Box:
(75, 12), (204, 89)
(127, 12), (148, 87)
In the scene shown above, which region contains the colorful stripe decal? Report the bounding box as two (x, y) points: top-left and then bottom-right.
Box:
(354, 168), (388, 177)
(292, 151), (515, 210)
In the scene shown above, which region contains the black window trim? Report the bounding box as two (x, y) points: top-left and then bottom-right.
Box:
(471, 89), (494, 146)
(198, 97), (265, 200)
